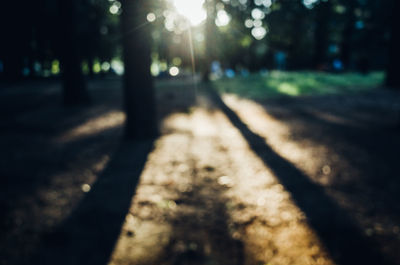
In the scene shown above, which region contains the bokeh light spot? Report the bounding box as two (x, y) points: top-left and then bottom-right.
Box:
(251, 26), (267, 40)
(215, 10), (231, 27)
(146, 12), (156, 22)
(81, 184), (91, 193)
(169, 66), (180, 76)
(109, 4), (119, 14)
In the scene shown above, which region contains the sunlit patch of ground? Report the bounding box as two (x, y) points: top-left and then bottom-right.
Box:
(109, 94), (334, 265)
(56, 111), (125, 143)
(220, 92), (400, 263)
(221, 94), (338, 185)
(0, 80), (124, 265)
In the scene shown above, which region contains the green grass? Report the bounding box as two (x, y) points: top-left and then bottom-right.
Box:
(213, 71), (385, 100)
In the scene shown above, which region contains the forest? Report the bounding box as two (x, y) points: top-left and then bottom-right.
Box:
(1, 0), (400, 265)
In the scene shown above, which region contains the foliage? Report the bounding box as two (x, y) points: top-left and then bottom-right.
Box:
(0, 0), (394, 81)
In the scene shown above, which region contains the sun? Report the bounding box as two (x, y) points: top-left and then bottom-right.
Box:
(172, 0), (207, 26)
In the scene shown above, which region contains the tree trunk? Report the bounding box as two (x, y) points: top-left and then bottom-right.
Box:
(203, 0), (217, 82)
(313, 1), (331, 70)
(58, 0), (89, 105)
(340, 0), (356, 70)
(88, 56), (95, 78)
(121, 0), (157, 139)
(386, 0), (400, 89)
(0, 2), (27, 82)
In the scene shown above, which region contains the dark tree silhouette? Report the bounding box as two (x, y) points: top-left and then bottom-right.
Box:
(339, 0), (356, 70)
(386, 0), (400, 89)
(58, 0), (90, 105)
(0, 1), (30, 81)
(313, 0), (332, 69)
(203, 0), (218, 82)
(121, 0), (157, 139)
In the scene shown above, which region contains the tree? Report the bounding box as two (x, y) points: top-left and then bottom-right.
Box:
(338, 0), (356, 70)
(121, 0), (157, 139)
(58, 0), (90, 105)
(313, 0), (332, 69)
(0, 1), (31, 81)
(386, 0), (400, 89)
(202, 0), (219, 81)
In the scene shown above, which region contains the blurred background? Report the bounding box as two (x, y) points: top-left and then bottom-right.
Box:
(0, 0), (398, 82)
(1, 0), (400, 265)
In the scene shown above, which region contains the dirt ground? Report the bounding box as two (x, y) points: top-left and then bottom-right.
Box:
(1, 77), (399, 265)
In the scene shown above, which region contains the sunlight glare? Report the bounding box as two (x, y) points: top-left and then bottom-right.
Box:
(172, 0), (207, 26)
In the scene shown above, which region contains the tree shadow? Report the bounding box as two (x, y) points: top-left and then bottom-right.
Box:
(33, 139), (155, 265)
(162, 165), (244, 265)
(0, 78), (202, 265)
(205, 85), (395, 265)
(257, 96), (400, 214)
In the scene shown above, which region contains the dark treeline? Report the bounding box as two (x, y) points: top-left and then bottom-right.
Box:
(0, 0), (120, 82)
(0, 0), (398, 86)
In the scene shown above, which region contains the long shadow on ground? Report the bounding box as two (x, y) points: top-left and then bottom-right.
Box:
(260, 98), (400, 207)
(163, 163), (244, 265)
(33, 139), (154, 265)
(0, 78), (199, 265)
(205, 85), (395, 265)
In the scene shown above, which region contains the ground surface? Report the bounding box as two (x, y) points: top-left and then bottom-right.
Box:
(1, 76), (399, 265)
